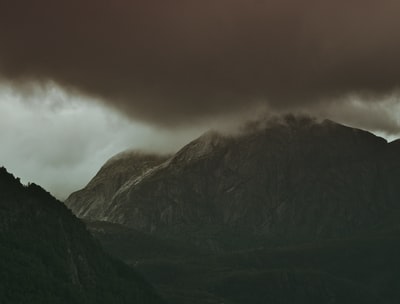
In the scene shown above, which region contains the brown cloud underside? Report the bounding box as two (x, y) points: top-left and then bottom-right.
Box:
(1, 0), (400, 126)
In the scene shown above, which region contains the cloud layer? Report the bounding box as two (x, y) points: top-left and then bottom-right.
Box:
(0, 84), (398, 199)
(0, 85), (205, 199)
(1, 0), (400, 126)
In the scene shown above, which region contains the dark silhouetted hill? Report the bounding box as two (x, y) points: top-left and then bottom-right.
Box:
(0, 167), (164, 304)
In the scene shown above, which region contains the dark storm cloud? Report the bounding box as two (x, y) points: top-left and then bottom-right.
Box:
(1, 0), (400, 126)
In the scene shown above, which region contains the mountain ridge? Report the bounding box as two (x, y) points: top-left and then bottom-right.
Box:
(0, 166), (165, 304)
(65, 116), (400, 248)
(66, 151), (170, 221)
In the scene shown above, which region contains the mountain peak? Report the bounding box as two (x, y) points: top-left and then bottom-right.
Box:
(102, 150), (169, 169)
(66, 151), (169, 220)
(65, 117), (398, 247)
(172, 130), (229, 163)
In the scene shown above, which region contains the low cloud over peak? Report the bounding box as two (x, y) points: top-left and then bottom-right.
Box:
(1, 0), (400, 126)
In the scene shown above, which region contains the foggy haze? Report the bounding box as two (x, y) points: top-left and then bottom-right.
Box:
(0, 84), (207, 199)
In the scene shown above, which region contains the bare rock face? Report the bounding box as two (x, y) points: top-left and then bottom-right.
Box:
(66, 151), (169, 221)
(65, 116), (400, 246)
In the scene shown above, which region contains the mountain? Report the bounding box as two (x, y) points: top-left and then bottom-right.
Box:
(66, 116), (400, 248)
(84, 220), (201, 263)
(64, 116), (400, 304)
(0, 167), (164, 304)
(66, 151), (169, 221)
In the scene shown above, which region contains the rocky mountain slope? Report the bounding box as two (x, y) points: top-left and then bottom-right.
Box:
(66, 116), (400, 246)
(0, 167), (164, 304)
(66, 151), (169, 220)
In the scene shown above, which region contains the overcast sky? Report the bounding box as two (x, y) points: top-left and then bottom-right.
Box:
(0, 84), (208, 199)
(1, 1), (400, 199)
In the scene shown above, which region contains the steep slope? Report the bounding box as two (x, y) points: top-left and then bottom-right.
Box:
(66, 151), (169, 220)
(63, 116), (400, 304)
(85, 220), (201, 263)
(371, 139), (400, 234)
(66, 116), (400, 246)
(0, 167), (164, 304)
